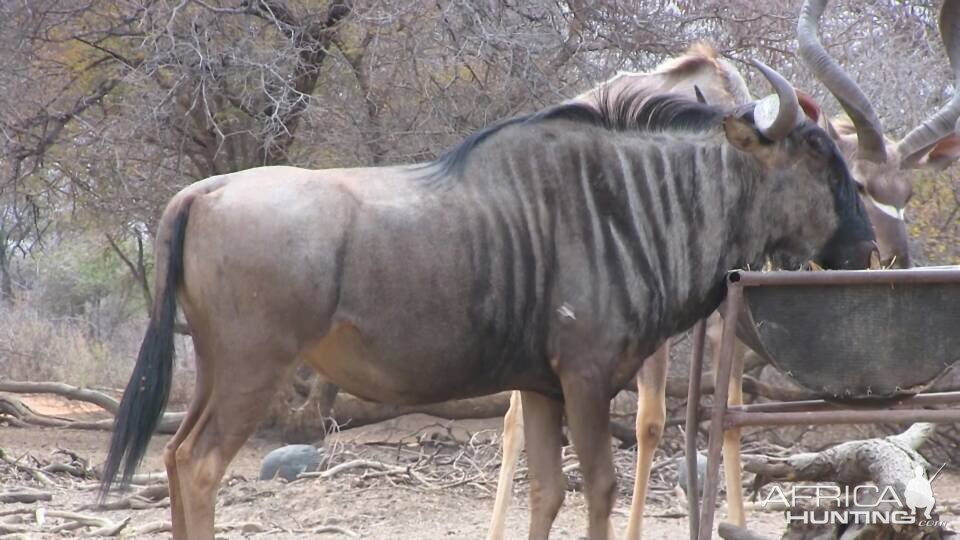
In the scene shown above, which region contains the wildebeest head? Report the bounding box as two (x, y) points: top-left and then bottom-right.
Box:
(798, 0), (960, 267)
(723, 61), (877, 270)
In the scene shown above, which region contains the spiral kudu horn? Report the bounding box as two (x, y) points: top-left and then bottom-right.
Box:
(798, 0), (888, 164)
(896, 0), (960, 168)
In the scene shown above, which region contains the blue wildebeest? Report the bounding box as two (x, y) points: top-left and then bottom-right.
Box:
(487, 42), (756, 540)
(99, 57), (876, 538)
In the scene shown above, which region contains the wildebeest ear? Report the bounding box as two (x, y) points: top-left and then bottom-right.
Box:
(904, 133), (960, 171)
(723, 116), (761, 153)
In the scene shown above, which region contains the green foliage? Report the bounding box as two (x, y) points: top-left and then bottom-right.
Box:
(908, 172), (960, 265)
(31, 229), (148, 319)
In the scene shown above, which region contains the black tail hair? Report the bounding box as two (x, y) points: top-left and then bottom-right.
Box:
(99, 206), (190, 500)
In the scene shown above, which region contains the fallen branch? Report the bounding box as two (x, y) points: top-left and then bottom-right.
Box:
(743, 423), (935, 490)
(0, 393), (183, 434)
(330, 393), (511, 428)
(314, 525), (360, 536)
(298, 459), (407, 480)
(0, 382), (119, 413)
(0, 509), (130, 537)
(82, 484), (169, 511)
(743, 424), (942, 539)
(83, 516), (130, 537)
(122, 520), (309, 537)
(0, 395), (72, 430)
(327, 374), (814, 431)
(123, 520), (171, 536)
(0, 522), (33, 534)
(0, 450), (55, 488)
(0, 372), (825, 444)
(0, 489), (52, 503)
(45, 511), (126, 534)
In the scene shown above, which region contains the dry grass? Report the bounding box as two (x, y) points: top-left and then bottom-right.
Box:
(0, 299), (194, 407)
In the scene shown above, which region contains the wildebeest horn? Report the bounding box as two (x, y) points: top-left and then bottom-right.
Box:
(751, 60), (800, 141)
(798, 0), (888, 164)
(896, 0), (960, 168)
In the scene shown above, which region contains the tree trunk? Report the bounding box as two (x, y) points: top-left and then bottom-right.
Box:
(0, 240), (12, 303)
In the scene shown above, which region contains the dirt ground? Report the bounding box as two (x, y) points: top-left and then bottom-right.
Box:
(1, 395), (957, 538)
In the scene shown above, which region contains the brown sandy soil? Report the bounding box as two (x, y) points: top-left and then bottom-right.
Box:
(0, 395), (957, 538)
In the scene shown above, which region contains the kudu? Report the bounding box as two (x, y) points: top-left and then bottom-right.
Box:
(798, 0), (960, 268)
(100, 53), (876, 538)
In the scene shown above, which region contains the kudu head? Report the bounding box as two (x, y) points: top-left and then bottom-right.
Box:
(798, 0), (960, 267)
(725, 61), (877, 270)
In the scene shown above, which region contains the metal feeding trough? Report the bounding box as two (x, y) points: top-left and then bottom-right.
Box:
(733, 267), (960, 400)
(683, 267), (960, 540)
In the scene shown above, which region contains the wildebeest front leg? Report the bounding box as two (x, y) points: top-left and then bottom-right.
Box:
(521, 391), (565, 540)
(559, 368), (616, 539)
(625, 343), (669, 540)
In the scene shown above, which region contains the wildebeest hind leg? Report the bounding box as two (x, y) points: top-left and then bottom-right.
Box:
(521, 391), (565, 540)
(163, 355), (212, 540)
(174, 344), (297, 539)
(560, 372), (616, 540)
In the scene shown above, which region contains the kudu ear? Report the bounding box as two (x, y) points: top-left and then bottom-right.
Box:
(723, 116), (762, 153)
(905, 133), (960, 171)
(796, 90), (821, 122)
(822, 119), (858, 157)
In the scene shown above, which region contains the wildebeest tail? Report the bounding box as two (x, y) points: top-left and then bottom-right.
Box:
(99, 201), (191, 500)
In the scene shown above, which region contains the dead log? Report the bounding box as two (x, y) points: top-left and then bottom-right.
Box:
(743, 424), (943, 540)
(0, 393), (182, 434)
(331, 392), (512, 429)
(0, 386), (510, 439)
(0, 394), (72, 429)
(306, 373), (813, 438)
(0, 374), (833, 444)
(0, 489), (52, 503)
(743, 423), (934, 490)
(0, 382), (119, 413)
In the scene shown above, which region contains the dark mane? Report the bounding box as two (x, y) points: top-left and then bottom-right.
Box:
(427, 90), (728, 180)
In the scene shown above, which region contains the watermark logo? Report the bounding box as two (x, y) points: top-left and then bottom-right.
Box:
(904, 466), (935, 520)
(757, 464), (948, 528)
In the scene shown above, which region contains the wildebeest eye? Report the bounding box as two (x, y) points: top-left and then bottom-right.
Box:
(854, 182), (866, 195)
(808, 134), (830, 155)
